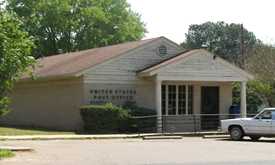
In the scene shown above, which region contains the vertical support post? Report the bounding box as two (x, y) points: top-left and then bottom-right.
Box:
(155, 78), (162, 133)
(165, 84), (168, 115)
(185, 85), (189, 115)
(241, 81), (247, 118)
(176, 85), (179, 115)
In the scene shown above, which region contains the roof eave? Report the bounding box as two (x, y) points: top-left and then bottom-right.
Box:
(18, 73), (81, 83)
(137, 71), (153, 77)
(215, 57), (255, 81)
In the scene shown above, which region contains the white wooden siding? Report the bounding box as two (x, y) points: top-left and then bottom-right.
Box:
(158, 51), (247, 81)
(83, 38), (182, 84)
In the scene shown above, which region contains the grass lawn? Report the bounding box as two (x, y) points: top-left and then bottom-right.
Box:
(0, 127), (75, 136)
(0, 149), (14, 159)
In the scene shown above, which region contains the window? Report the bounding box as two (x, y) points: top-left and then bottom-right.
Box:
(257, 111), (272, 120)
(161, 85), (166, 115)
(178, 85), (186, 115)
(168, 85), (176, 115)
(161, 84), (193, 115)
(188, 86), (193, 114)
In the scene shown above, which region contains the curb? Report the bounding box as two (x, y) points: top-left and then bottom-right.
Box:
(202, 135), (230, 139)
(0, 135), (141, 141)
(0, 146), (33, 152)
(143, 136), (182, 140)
(0, 132), (225, 141)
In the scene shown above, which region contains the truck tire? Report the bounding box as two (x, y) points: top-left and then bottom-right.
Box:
(250, 136), (261, 141)
(229, 126), (244, 141)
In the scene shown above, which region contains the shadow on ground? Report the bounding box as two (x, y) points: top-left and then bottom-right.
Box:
(216, 138), (275, 143)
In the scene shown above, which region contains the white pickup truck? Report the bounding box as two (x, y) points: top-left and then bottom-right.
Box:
(221, 108), (275, 141)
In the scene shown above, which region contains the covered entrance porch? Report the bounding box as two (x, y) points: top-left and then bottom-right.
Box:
(155, 80), (248, 133)
(138, 49), (253, 133)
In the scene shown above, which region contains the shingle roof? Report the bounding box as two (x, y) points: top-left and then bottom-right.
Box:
(22, 37), (160, 80)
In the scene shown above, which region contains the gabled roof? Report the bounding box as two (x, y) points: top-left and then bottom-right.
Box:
(22, 37), (163, 80)
(138, 49), (197, 75)
(138, 49), (254, 81)
(137, 49), (191, 73)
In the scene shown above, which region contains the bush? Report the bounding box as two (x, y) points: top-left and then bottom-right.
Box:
(123, 102), (157, 132)
(0, 149), (14, 159)
(80, 102), (157, 133)
(80, 103), (130, 133)
(123, 101), (156, 116)
(233, 82), (264, 114)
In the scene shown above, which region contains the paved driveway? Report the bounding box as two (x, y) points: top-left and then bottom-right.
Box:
(1, 137), (275, 165)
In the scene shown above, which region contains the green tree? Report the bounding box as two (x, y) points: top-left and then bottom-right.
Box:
(6, 0), (146, 58)
(245, 44), (275, 107)
(0, 11), (34, 116)
(232, 81), (266, 114)
(183, 21), (258, 66)
(233, 44), (275, 114)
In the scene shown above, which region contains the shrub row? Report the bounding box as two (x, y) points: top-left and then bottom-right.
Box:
(80, 103), (156, 133)
(80, 103), (129, 133)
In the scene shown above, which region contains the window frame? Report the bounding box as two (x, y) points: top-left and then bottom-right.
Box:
(255, 110), (272, 120)
(161, 84), (193, 116)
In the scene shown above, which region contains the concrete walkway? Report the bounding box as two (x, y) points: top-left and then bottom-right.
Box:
(0, 131), (224, 141)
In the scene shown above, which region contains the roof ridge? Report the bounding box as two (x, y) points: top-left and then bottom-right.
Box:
(38, 37), (161, 60)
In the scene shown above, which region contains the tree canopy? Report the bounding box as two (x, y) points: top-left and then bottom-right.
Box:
(0, 11), (34, 116)
(6, 0), (146, 58)
(246, 44), (275, 107)
(183, 21), (258, 66)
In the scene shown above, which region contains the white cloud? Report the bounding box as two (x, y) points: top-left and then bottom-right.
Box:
(128, 0), (275, 44)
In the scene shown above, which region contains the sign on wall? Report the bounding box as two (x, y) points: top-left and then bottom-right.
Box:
(89, 88), (136, 105)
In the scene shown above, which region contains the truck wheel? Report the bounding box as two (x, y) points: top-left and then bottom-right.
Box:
(250, 136), (261, 141)
(229, 126), (244, 141)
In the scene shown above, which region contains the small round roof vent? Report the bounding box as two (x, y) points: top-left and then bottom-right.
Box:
(157, 45), (167, 57)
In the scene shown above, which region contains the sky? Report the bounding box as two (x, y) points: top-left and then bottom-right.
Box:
(127, 0), (275, 44)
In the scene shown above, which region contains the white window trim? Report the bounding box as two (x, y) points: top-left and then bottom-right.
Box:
(162, 83), (192, 116)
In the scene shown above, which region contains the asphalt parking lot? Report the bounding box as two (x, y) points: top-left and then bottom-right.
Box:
(1, 137), (275, 165)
